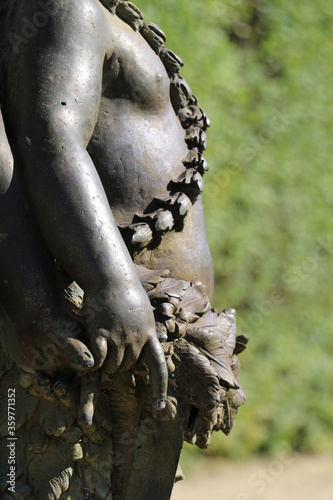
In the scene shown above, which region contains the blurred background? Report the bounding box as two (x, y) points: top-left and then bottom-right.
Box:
(138, 0), (332, 497)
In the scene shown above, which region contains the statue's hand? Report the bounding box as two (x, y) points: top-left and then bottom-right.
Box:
(82, 286), (168, 411)
(4, 310), (94, 375)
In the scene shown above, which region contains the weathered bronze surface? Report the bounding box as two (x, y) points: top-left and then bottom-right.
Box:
(0, 1), (247, 499)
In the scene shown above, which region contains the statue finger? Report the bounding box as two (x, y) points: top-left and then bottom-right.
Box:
(65, 337), (94, 372)
(141, 337), (168, 410)
(103, 341), (124, 374)
(77, 371), (101, 427)
(87, 330), (108, 370)
(118, 344), (136, 372)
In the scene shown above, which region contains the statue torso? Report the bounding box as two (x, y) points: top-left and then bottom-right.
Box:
(0, 1), (214, 294)
(88, 10), (214, 293)
(88, 13), (187, 224)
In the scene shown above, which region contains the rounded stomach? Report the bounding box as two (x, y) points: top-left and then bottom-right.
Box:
(88, 97), (188, 225)
(88, 98), (214, 296)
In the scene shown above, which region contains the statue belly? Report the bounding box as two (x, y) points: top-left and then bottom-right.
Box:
(134, 199), (215, 298)
(88, 98), (213, 294)
(88, 97), (188, 225)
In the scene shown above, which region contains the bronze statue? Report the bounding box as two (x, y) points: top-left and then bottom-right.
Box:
(0, 1), (247, 499)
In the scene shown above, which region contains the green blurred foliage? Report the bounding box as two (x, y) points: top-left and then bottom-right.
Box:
(137, 0), (333, 457)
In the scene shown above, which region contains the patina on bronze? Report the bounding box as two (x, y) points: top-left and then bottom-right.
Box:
(0, 1), (247, 499)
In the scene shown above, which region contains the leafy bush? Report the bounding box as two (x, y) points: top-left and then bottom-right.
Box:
(138, 0), (333, 457)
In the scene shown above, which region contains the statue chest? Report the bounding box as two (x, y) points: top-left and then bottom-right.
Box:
(103, 13), (170, 111)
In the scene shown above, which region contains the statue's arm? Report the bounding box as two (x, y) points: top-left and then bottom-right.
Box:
(4, 0), (167, 404)
(6, 1), (127, 294)
(0, 109), (96, 374)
